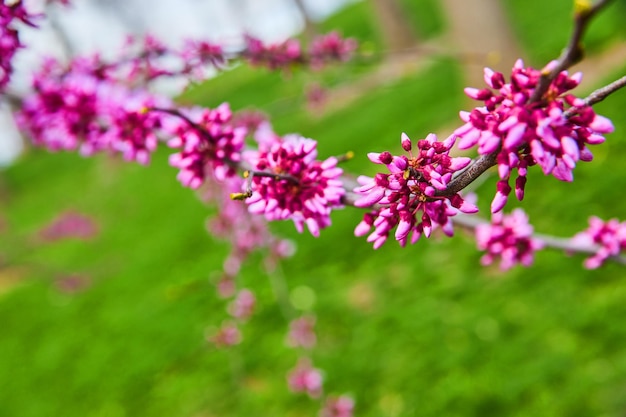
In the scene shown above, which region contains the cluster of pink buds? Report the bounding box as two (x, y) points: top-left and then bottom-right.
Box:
(287, 357), (323, 398)
(475, 208), (544, 270)
(454, 59), (613, 213)
(307, 31), (358, 69)
(571, 216), (626, 269)
(243, 133), (345, 237)
(17, 58), (170, 164)
(286, 315), (317, 349)
(166, 103), (246, 188)
(0, 0), (38, 91)
(320, 395), (355, 417)
(243, 32), (356, 71)
(39, 210), (98, 242)
(354, 133), (478, 248)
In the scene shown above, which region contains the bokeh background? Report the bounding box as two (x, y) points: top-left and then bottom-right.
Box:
(2, 0), (626, 416)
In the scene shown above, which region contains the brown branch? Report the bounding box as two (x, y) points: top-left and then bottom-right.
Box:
(529, 0), (615, 103)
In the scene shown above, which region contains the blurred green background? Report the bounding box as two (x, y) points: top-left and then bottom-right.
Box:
(2, 0), (626, 416)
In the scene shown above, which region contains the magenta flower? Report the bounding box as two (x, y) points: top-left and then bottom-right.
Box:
(571, 216), (626, 269)
(166, 103), (246, 188)
(17, 58), (171, 164)
(475, 208), (544, 270)
(0, 0), (39, 91)
(208, 321), (242, 348)
(243, 35), (302, 70)
(39, 210), (98, 242)
(243, 134), (345, 237)
(320, 395), (355, 417)
(353, 133), (477, 248)
(454, 60), (613, 212)
(287, 358), (323, 398)
(227, 289), (256, 321)
(286, 315), (317, 349)
(308, 31), (357, 69)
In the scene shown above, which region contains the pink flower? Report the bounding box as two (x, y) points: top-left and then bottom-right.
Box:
(0, 0), (39, 91)
(227, 289), (256, 320)
(454, 60), (613, 212)
(208, 321), (241, 348)
(354, 133), (477, 248)
(244, 134), (345, 237)
(39, 210), (98, 241)
(571, 216), (626, 269)
(287, 358), (323, 398)
(286, 315), (317, 349)
(308, 32), (357, 69)
(243, 35), (302, 70)
(166, 103), (246, 188)
(320, 395), (355, 417)
(475, 208), (544, 270)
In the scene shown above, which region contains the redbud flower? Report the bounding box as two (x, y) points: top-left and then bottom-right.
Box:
(244, 134), (345, 237)
(243, 35), (302, 70)
(208, 321), (241, 348)
(308, 31), (357, 70)
(286, 315), (317, 349)
(166, 103), (246, 188)
(0, 0), (39, 91)
(287, 358), (323, 398)
(320, 395), (355, 417)
(475, 208), (544, 270)
(571, 216), (626, 269)
(454, 59), (613, 213)
(39, 210), (98, 241)
(354, 133), (477, 248)
(227, 289), (256, 321)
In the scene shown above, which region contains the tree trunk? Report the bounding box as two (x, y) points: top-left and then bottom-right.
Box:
(370, 0), (418, 53)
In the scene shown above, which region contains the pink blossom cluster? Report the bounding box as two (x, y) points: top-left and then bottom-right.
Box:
(39, 210), (98, 241)
(320, 395), (355, 417)
(244, 131), (345, 237)
(475, 208), (544, 270)
(307, 31), (358, 69)
(571, 216), (626, 269)
(166, 104), (246, 188)
(454, 59), (613, 213)
(287, 357), (323, 398)
(286, 315), (317, 349)
(354, 133), (478, 248)
(208, 321), (242, 348)
(243, 32), (356, 71)
(0, 0), (38, 91)
(17, 58), (170, 164)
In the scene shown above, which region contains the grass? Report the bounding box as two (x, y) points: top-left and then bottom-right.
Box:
(2, 2), (626, 416)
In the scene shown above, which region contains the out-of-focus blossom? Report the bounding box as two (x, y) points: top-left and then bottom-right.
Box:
(39, 210), (98, 241)
(475, 208), (544, 270)
(308, 31), (357, 69)
(454, 59), (613, 212)
(287, 357), (323, 398)
(286, 315), (316, 349)
(227, 289), (256, 320)
(571, 216), (626, 269)
(0, 0), (39, 91)
(208, 321), (241, 348)
(320, 395), (355, 417)
(354, 133), (477, 248)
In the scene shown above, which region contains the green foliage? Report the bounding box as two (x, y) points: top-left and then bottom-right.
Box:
(2, 3), (626, 417)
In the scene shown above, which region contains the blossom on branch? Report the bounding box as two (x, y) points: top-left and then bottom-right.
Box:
(353, 133), (478, 249)
(0, 0), (39, 91)
(242, 133), (345, 237)
(475, 208), (543, 270)
(571, 216), (626, 269)
(166, 103), (246, 188)
(17, 59), (170, 164)
(320, 395), (355, 417)
(287, 357), (323, 398)
(454, 59), (613, 213)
